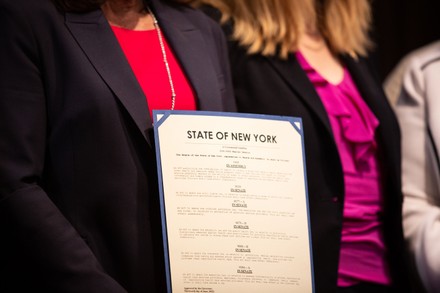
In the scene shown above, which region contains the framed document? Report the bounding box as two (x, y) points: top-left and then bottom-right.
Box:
(153, 111), (314, 293)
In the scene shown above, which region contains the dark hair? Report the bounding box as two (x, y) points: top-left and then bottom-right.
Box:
(52, 0), (191, 12)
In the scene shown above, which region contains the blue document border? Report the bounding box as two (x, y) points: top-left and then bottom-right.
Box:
(153, 110), (315, 293)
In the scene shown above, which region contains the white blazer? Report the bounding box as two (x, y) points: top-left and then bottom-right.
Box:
(385, 41), (440, 293)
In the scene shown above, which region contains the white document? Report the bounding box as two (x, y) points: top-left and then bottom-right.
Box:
(154, 111), (314, 293)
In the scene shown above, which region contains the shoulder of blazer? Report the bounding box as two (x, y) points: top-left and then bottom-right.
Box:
(0, 0), (63, 32)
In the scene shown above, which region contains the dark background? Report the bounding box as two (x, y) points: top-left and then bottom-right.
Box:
(371, 0), (440, 81)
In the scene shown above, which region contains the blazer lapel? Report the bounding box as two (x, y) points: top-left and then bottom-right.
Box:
(342, 56), (387, 119)
(65, 10), (151, 144)
(150, 0), (223, 111)
(343, 56), (400, 168)
(266, 55), (333, 135)
(343, 57), (388, 132)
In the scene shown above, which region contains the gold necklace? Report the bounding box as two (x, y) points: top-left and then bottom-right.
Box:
(146, 6), (176, 110)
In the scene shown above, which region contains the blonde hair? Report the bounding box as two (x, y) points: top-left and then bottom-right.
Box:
(195, 0), (373, 59)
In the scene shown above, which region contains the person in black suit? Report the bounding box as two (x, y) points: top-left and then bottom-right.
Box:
(195, 0), (412, 292)
(0, 0), (235, 292)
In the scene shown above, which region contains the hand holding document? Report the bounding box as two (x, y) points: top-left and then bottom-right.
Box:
(154, 111), (314, 293)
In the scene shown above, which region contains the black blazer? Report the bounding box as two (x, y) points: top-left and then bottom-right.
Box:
(0, 0), (235, 292)
(226, 38), (412, 292)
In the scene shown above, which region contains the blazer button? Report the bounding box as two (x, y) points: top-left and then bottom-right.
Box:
(332, 197), (339, 203)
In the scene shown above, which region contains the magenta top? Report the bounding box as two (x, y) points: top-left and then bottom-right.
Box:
(111, 26), (196, 116)
(296, 52), (391, 287)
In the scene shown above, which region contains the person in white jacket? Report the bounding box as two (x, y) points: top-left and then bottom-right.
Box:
(384, 40), (440, 293)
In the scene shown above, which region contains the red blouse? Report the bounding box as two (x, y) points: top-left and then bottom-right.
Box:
(111, 26), (196, 117)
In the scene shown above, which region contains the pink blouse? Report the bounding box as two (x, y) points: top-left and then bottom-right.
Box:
(296, 52), (391, 287)
(111, 26), (196, 117)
